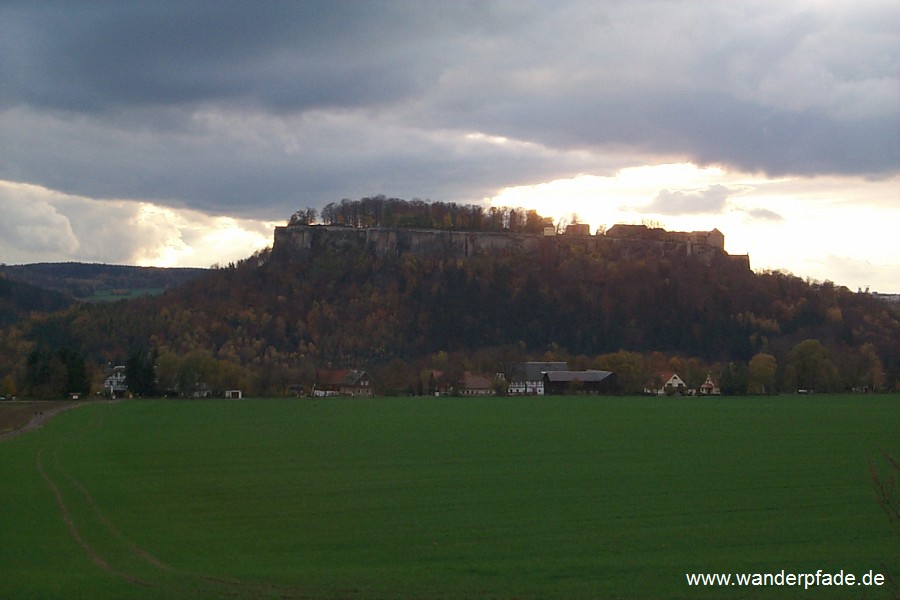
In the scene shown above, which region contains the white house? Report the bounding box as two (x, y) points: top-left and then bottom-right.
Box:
(103, 365), (127, 398)
(644, 372), (688, 396)
(504, 362), (568, 395)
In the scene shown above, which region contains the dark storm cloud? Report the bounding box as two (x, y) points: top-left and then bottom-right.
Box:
(0, 0), (897, 217)
(0, 106), (602, 218)
(0, 1), (512, 114)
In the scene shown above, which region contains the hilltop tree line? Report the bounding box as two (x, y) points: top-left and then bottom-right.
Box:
(290, 195), (550, 233)
(0, 263), (206, 300)
(1, 197), (898, 398)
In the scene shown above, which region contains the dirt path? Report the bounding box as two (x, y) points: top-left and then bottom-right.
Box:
(18, 400), (310, 598)
(35, 447), (154, 588)
(0, 400), (100, 441)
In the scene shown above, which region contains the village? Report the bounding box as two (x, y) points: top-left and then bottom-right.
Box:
(308, 363), (721, 398)
(102, 361), (721, 399)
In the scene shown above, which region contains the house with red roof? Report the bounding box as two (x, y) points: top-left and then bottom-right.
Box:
(698, 374), (720, 395)
(314, 369), (373, 397)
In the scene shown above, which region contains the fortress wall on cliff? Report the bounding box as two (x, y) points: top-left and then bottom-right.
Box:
(273, 225), (545, 260)
(272, 225), (750, 269)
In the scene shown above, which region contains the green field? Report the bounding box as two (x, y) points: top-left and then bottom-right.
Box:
(1, 396), (896, 599)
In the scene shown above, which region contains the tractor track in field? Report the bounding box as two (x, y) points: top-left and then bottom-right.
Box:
(34, 408), (311, 598)
(53, 449), (176, 574)
(35, 447), (154, 588)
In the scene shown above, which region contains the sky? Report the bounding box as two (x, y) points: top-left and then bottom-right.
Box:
(1, 1), (898, 291)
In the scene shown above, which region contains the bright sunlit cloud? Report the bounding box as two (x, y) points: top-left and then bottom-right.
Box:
(0, 180), (274, 269)
(489, 164), (900, 293)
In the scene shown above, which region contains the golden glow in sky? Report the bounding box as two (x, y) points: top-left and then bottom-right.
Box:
(489, 164), (900, 292)
(1, 166), (897, 293)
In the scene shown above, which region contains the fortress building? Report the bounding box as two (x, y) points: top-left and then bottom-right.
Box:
(272, 223), (750, 270)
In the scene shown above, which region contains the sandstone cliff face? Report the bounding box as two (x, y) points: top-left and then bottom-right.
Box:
(272, 225), (750, 270)
(273, 225), (544, 259)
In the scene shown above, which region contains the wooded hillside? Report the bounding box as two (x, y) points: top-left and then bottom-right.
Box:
(0, 263), (207, 301)
(0, 274), (73, 326)
(1, 199), (897, 398)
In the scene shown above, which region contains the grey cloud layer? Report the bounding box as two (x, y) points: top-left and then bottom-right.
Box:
(646, 185), (734, 215)
(1, 0), (897, 218)
(1, 2), (484, 113)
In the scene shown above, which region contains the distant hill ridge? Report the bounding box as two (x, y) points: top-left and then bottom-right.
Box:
(0, 262), (207, 300)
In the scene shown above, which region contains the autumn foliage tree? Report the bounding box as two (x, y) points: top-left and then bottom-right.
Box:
(24, 348), (88, 398)
(748, 353), (778, 394)
(789, 339), (837, 392)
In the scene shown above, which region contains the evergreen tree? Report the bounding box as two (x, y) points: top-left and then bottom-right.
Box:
(718, 362), (748, 395)
(59, 348), (90, 396)
(125, 348), (158, 397)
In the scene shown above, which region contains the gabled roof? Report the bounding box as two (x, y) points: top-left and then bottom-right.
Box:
(659, 371), (682, 382)
(544, 370), (614, 383)
(316, 369), (348, 386)
(646, 371), (684, 387)
(606, 224), (648, 235)
(462, 372), (493, 390)
(317, 369), (369, 386)
(700, 375), (718, 388)
(511, 362), (569, 381)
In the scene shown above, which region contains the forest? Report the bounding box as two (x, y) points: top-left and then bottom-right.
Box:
(1, 198), (898, 399)
(293, 195), (551, 232)
(0, 263), (206, 300)
(0, 276), (73, 327)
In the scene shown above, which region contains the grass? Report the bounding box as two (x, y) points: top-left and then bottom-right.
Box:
(0, 395), (896, 599)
